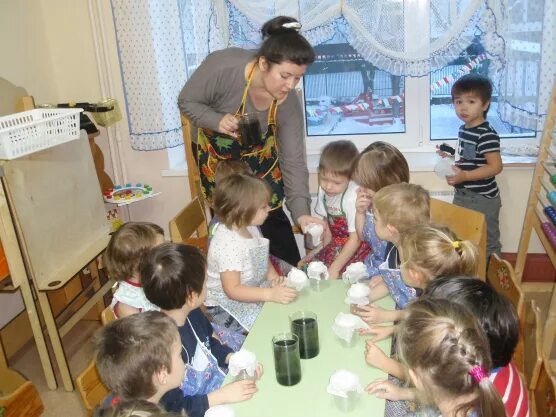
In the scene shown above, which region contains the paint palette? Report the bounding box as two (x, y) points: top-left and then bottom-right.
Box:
(103, 183), (160, 206)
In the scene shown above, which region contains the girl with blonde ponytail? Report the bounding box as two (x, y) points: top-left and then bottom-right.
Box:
(361, 224), (479, 384)
(397, 223), (479, 289)
(370, 298), (507, 417)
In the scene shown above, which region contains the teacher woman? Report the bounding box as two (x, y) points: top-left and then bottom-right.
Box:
(178, 16), (324, 266)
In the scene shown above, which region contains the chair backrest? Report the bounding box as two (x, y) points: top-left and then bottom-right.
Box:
(429, 198), (487, 279)
(523, 300), (543, 390)
(0, 367), (44, 417)
(532, 359), (556, 417)
(169, 196), (208, 255)
(180, 113), (204, 201)
(487, 254), (524, 317)
(76, 360), (109, 416)
(100, 306), (116, 326)
(486, 253), (525, 370)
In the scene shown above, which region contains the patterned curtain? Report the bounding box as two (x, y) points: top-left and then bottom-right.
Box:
(111, 0), (555, 150)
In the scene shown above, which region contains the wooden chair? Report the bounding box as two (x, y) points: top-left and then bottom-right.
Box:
(486, 253), (525, 370)
(523, 300), (543, 390)
(76, 361), (109, 416)
(430, 198), (487, 279)
(100, 306), (116, 326)
(0, 367), (44, 417)
(531, 359), (556, 417)
(169, 196), (209, 255)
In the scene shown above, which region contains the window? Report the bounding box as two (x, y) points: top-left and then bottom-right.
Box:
(430, 38), (535, 141)
(304, 38), (406, 137)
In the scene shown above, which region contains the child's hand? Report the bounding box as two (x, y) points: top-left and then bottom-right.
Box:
(297, 215), (327, 231)
(211, 380), (257, 405)
(364, 340), (389, 370)
(268, 285), (297, 304)
(436, 143), (455, 158)
(446, 166), (467, 186)
(255, 363), (264, 379)
(368, 275), (383, 289)
(328, 265), (340, 280)
(355, 304), (390, 324)
(358, 325), (394, 342)
(270, 276), (284, 287)
(366, 380), (415, 401)
(356, 187), (374, 214)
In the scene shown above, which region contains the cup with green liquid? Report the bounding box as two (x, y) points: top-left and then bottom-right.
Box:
(272, 332), (302, 386)
(290, 310), (320, 359)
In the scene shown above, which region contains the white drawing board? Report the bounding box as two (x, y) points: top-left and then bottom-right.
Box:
(2, 131), (110, 290)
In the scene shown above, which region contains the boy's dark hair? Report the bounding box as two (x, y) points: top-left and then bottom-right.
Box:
(104, 222), (164, 281)
(424, 276), (519, 368)
(257, 16), (315, 67)
(451, 74), (493, 117)
(95, 311), (179, 400)
(94, 400), (177, 417)
(318, 140), (359, 178)
(141, 243), (206, 310)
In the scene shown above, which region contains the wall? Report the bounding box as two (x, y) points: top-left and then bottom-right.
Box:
(0, 0), (545, 250)
(0, 1), (545, 328)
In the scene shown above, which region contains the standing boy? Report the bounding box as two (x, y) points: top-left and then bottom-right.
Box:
(442, 74), (503, 259)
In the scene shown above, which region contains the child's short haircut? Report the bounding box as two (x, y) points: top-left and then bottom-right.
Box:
(452, 73), (493, 114)
(214, 159), (253, 184)
(104, 222), (164, 281)
(213, 173), (271, 229)
(373, 183), (430, 234)
(424, 276), (519, 368)
(353, 141), (410, 191)
(141, 243), (206, 310)
(95, 311), (179, 400)
(94, 400), (176, 417)
(318, 140), (359, 178)
(399, 224), (479, 280)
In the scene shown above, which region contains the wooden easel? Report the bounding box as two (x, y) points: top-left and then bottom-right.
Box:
(515, 81), (556, 361)
(0, 132), (112, 392)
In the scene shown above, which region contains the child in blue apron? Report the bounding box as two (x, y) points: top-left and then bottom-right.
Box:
(141, 243), (262, 417)
(352, 142), (410, 280)
(361, 223), (479, 417)
(206, 174), (297, 334)
(370, 298), (507, 417)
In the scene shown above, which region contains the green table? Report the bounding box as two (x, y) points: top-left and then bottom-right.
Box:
(224, 280), (395, 416)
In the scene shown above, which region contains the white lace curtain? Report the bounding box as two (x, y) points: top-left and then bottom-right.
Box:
(111, 0), (555, 150)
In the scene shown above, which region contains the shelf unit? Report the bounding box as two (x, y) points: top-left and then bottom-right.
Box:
(515, 81), (556, 359)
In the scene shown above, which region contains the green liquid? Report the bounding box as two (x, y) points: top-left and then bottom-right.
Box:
(291, 317), (319, 359)
(273, 339), (301, 386)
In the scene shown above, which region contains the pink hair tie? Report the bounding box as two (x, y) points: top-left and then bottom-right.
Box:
(468, 366), (488, 383)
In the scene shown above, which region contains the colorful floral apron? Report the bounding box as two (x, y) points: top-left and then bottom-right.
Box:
(210, 225), (269, 331)
(180, 318), (226, 396)
(314, 191), (371, 272)
(197, 65), (285, 209)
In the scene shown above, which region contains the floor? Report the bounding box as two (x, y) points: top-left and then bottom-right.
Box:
(9, 320), (100, 417)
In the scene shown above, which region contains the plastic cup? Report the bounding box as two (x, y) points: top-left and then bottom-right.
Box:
(310, 278), (330, 292)
(234, 369), (256, 382)
(290, 311), (319, 359)
(333, 391), (359, 412)
(238, 112), (262, 146)
(272, 332), (301, 386)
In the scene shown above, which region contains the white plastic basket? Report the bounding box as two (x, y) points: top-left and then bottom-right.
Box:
(0, 108), (82, 160)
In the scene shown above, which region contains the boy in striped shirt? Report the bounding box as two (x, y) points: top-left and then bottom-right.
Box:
(443, 74), (503, 259)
